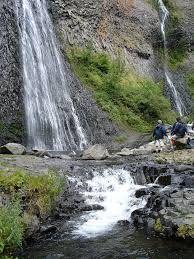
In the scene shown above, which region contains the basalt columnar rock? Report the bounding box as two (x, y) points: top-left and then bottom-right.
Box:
(48, 0), (194, 113)
(0, 0), (193, 145)
(0, 0), (25, 146)
(48, 0), (161, 79)
(132, 168), (194, 240)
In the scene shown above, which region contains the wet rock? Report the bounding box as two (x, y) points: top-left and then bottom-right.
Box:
(117, 220), (130, 226)
(0, 193), (10, 207)
(79, 204), (104, 212)
(157, 174), (172, 186)
(40, 225), (57, 234)
(23, 213), (40, 237)
(132, 178), (194, 240)
(135, 188), (149, 198)
(0, 143), (26, 155)
(82, 144), (109, 160)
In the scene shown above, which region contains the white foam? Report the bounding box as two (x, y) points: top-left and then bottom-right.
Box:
(71, 169), (147, 238)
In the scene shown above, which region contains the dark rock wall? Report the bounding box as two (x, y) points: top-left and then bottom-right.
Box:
(0, 0), (24, 145)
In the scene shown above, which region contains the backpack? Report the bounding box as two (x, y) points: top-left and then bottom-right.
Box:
(175, 123), (187, 137)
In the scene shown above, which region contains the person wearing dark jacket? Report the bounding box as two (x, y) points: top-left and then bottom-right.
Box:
(153, 120), (167, 152)
(171, 117), (188, 138)
(171, 117), (189, 147)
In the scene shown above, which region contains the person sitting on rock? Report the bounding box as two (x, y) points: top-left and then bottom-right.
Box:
(171, 117), (189, 147)
(153, 120), (167, 152)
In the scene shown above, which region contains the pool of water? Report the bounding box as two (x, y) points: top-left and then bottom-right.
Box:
(22, 168), (194, 259)
(22, 223), (194, 259)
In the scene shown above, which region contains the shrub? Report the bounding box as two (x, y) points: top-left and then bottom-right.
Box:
(67, 46), (176, 132)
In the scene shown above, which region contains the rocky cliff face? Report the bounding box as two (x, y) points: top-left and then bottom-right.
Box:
(0, 0), (24, 145)
(48, 0), (161, 79)
(0, 0), (193, 146)
(48, 0), (194, 113)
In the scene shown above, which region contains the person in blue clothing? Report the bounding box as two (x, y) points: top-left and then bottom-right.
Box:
(171, 117), (188, 138)
(153, 120), (167, 152)
(171, 117), (189, 147)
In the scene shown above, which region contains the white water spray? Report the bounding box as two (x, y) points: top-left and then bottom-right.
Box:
(158, 0), (185, 116)
(17, 0), (87, 150)
(71, 169), (146, 238)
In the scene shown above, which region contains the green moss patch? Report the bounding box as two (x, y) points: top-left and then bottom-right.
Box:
(67, 46), (176, 132)
(177, 224), (194, 239)
(154, 218), (165, 233)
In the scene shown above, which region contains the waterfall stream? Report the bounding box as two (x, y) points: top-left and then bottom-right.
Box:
(69, 168), (147, 238)
(16, 0), (87, 151)
(158, 0), (185, 116)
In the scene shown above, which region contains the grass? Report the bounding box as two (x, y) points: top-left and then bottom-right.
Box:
(0, 199), (23, 256)
(0, 167), (64, 256)
(67, 46), (176, 132)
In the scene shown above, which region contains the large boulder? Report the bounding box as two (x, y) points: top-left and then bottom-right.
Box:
(0, 143), (26, 155)
(82, 144), (109, 160)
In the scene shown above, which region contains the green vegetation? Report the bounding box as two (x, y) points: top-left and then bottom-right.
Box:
(163, 0), (181, 25)
(186, 71), (194, 116)
(0, 199), (23, 256)
(154, 218), (164, 233)
(67, 46), (176, 132)
(167, 38), (188, 70)
(177, 224), (194, 239)
(186, 71), (194, 99)
(0, 167), (64, 256)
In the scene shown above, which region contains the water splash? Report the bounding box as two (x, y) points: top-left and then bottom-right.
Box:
(158, 0), (185, 116)
(71, 169), (147, 238)
(17, 0), (87, 151)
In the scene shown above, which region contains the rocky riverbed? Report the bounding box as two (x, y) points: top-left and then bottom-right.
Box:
(1, 143), (194, 248)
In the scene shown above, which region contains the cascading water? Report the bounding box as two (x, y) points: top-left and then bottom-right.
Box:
(70, 168), (147, 238)
(158, 0), (186, 116)
(16, 0), (87, 151)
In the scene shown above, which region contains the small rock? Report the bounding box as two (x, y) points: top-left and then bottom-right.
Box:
(0, 143), (26, 155)
(82, 144), (109, 160)
(135, 188), (149, 198)
(60, 155), (71, 160)
(40, 225), (57, 234)
(116, 148), (133, 156)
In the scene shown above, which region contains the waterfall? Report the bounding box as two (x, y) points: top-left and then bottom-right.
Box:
(16, 0), (87, 151)
(70, 169), (146, 238)
(158, 0), (185, 116)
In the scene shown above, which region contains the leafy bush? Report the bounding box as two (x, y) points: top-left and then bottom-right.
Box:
(67, 46), (176, 132)
(0, 199), (23, 255)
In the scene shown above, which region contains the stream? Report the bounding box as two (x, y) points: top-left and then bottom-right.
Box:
(22, 167), (194, 259)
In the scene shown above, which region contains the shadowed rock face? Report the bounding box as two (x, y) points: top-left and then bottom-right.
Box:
(0, 0), (24, 145)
